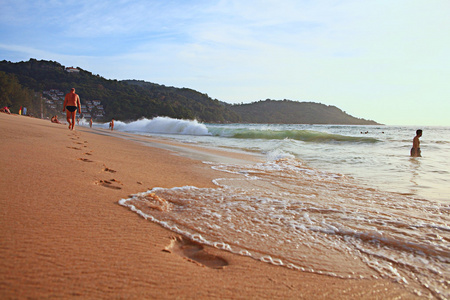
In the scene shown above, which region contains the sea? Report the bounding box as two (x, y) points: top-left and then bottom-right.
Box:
(85, 117), (450, 299)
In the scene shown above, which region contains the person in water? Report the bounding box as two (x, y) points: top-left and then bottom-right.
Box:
(411, 129), (422, 157)
(63, 88), (81, 130)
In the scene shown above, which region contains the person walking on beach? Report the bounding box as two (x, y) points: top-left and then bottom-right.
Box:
(63, 88), (81, 130)
(110, 118), (115, 131)
(89, 117), (93, 128)
(411, 129), (422, 157)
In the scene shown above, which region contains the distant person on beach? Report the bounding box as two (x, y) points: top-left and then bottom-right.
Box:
(63, 88), (81, 130)
(110, 118), (114, 131)
(411, 129), (422, 157)
(89, 117), (93, 128)
(1, 106), (11, 114)
(51, 115), (61, 124)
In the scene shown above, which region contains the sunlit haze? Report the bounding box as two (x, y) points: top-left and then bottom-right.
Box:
(1, 0), (449, 125)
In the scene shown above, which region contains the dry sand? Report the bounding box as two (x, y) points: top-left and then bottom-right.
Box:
(0, 113), (418, 299)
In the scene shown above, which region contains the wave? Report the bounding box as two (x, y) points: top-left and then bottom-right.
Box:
(91, 116), (378, 143)
(212, 128), (379, 143)
(103, 117), (211, 136)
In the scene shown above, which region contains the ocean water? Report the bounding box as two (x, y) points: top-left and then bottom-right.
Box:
(87, 117), (449, 298)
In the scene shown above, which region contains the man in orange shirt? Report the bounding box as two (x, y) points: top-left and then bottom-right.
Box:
(63, 88), (81, 130)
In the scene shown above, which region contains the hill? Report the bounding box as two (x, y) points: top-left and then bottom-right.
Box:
(0, 59), (241, 122)
(229, 100), (379, 125)
(0, 59), (379, 125)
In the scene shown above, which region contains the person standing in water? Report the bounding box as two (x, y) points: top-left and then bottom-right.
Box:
(110, 118), (114, 131)
(411, 129), (422, 157)
(63, 88), (81, 130)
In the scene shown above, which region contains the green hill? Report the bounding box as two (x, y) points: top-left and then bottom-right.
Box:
(229, 99), (379, 125)
(0, 59), (379, 125)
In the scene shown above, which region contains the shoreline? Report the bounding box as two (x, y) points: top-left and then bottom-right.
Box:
(0, 113), (418, 299)
(84, 126), (263, 165)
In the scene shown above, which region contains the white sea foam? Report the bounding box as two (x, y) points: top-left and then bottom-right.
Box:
(119, 158), (450, 299)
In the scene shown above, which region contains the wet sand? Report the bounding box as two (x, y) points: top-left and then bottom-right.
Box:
(0, 113), (417, 299)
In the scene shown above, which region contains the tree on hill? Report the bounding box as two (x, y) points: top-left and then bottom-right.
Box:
(0, 71), (37, 114)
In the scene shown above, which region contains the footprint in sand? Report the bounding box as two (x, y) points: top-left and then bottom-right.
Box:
(78, 158), (93, 162)
(67, 146), (81, 150)
(102, 165), (116, 173)
(95, 179), (122, 190)
(164, 236), (228, 269)
(83, 151), (93, 156)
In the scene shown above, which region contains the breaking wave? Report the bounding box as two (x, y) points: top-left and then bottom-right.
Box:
(104, 117), (211, 136)
(95, 117), (379, 143)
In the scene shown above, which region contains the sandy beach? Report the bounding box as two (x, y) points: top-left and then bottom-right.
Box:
(0, 113), (418, 299)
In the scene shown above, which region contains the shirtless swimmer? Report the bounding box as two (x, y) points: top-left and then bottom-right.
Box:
(411, 129), (422, 157)
(63, 88), (81, 130)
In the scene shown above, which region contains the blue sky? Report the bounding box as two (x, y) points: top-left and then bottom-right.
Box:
(1, 0), (449, 125)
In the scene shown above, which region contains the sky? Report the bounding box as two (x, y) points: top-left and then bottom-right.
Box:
(0, 0), (449, 126)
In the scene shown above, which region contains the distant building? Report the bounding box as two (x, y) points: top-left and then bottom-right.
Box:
(65, 67), (80, 73)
